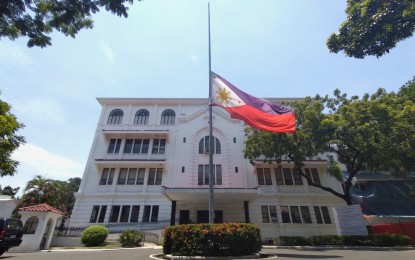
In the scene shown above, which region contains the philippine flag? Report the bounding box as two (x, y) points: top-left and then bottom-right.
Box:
(211, 72), (296, 133)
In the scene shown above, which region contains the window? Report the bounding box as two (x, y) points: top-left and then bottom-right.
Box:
(117, 168), (128, 185)
(130, 206), (140, 222)
(120, 206), (131, 222)
(126, 168), (138, 185)
(90, 206), (99, 223)
(275, 168), (303, 186)
(183, 137), (186, 143)
(257, 168), (272, 186)
(305, 168), (321, 185)
(300, 206), (312, 223)
(235, 167), (238, 173)
(198, 164), (222, 185)
(99, 168), (115, 185)
(152, 139), (166, 154)
(107, 139), (121, 154)
(107, 109), (123, 124)
(90, 205), (107, 223)
(281, 206), (291, 223)
(104, 205), (139, 223)
(160, 109), (175, 125)
(314, 206), (331, 224)
(124, 139), (150, 154)
(117, 168), (144, 185)
(290, 206), (302, 223)
(142, 205), (159, 223)
(293, 170), (303, 185)
(261, 205), (278, 223)
(98, 206), (107, 223)
(147, 168), (163, 185)
(283, 168), (293, 185)
(275, 168), (284, 185)
(182, 166), (185, 173)
(109, 206), (121, 222)
(198, 136), (221, 154)
(281, 206), (313, 224)
(136, 168), (145, 185)
(134, 109), (149, 125)
(23, 216), (39, 234)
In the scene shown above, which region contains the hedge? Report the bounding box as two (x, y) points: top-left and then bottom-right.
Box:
(163, 223), (261, 256)
(280, 234), (412, 246)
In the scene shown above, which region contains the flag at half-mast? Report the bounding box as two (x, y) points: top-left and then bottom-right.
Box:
(211, 72), (296, 133)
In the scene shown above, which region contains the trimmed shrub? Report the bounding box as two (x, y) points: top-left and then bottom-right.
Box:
(81, 225), (109, 246)
(279, 236), (308, 246)
(119, 229), (144, 247)
(308, 235), (343, 245)
(163, 223), (261, 256)
(278, 234), (412, 247)
(343, 234), (412, 246)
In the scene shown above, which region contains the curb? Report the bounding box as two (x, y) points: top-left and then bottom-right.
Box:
(262, 245), (415, 250)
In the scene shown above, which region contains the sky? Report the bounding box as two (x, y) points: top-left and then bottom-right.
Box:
(1, 0), (415, 196)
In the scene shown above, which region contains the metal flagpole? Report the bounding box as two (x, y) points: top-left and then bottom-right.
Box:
(208, 2), (214, 224)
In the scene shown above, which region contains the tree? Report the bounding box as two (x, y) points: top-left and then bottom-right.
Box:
(0, 185), (20, 198)
(17, 175), (81, 215)
(1, 0), (140, 48)
(327, 0), (415, 58)
(244, 86), (415, 205)
(0, 93), (25, 177)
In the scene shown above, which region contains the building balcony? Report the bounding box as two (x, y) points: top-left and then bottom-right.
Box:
(95, 153), (166, 167)
(100, 124), (170, 139)
(162, 187), (259, 203)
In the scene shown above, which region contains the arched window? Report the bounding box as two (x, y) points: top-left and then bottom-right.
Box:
(134, 109), (149, 125)
(23, 216), (39, 234)
(160, 109), (175, 125)
(199, 136), (221, 154)
(107, 109), (123, 124)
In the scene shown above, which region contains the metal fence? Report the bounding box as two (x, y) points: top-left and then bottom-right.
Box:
(55, 219), (170, 244)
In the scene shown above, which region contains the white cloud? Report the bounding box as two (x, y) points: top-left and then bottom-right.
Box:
(0, 42), (33, 68)
(13, 97), (65, 124)
(3, 143), (85, 196)
(190, 53), (199, 65)
(100, 40), (114, 64)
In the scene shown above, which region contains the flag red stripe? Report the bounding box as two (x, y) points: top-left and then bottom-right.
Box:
(225, 105), (296, 133)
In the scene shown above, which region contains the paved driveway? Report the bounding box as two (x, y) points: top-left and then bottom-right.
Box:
(2, 246), (414, 260)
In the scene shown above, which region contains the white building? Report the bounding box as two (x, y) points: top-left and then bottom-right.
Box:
(70, 98), (346, 243)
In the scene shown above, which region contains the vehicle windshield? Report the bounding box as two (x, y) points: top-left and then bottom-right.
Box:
(6, 219), (23, 231)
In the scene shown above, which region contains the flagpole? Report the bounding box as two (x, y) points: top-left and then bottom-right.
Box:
(208, 2), (214, 224)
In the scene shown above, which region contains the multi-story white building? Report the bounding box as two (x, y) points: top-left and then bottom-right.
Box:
(70, 98), (346, 243)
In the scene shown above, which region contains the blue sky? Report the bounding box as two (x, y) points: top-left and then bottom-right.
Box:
(1, 0), (414, 195)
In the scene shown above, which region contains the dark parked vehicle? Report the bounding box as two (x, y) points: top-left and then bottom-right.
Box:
(0, 218), (23, 256)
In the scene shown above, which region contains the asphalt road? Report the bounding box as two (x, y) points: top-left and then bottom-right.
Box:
(1, 247), (415, 260)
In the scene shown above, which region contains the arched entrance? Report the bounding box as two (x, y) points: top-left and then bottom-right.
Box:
(40, 218), (52, 249)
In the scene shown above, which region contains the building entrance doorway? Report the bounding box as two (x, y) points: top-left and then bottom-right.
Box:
(179, 210), (190, 224)
(197, 210), (223, 223)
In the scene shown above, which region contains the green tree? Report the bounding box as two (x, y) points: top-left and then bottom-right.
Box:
(1, 0), (141, 48)
(327, 0), (415, 58)
(0, 185), (20, 198)
(18, 175), (55, 206)
(17, 175), (81, 215)
(0, 93), (25, 177)
(244, 86), (414, 205)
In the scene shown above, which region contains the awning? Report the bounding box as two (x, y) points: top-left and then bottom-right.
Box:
(162, 187), (260, 203)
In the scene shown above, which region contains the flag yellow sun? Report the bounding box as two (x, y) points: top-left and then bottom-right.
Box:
(215, 87), (232, 105)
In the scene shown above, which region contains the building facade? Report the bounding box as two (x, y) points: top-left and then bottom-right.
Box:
(70, 98), (346, 242)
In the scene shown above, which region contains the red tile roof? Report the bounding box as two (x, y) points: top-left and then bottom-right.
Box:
(19, 203), (65, 215)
